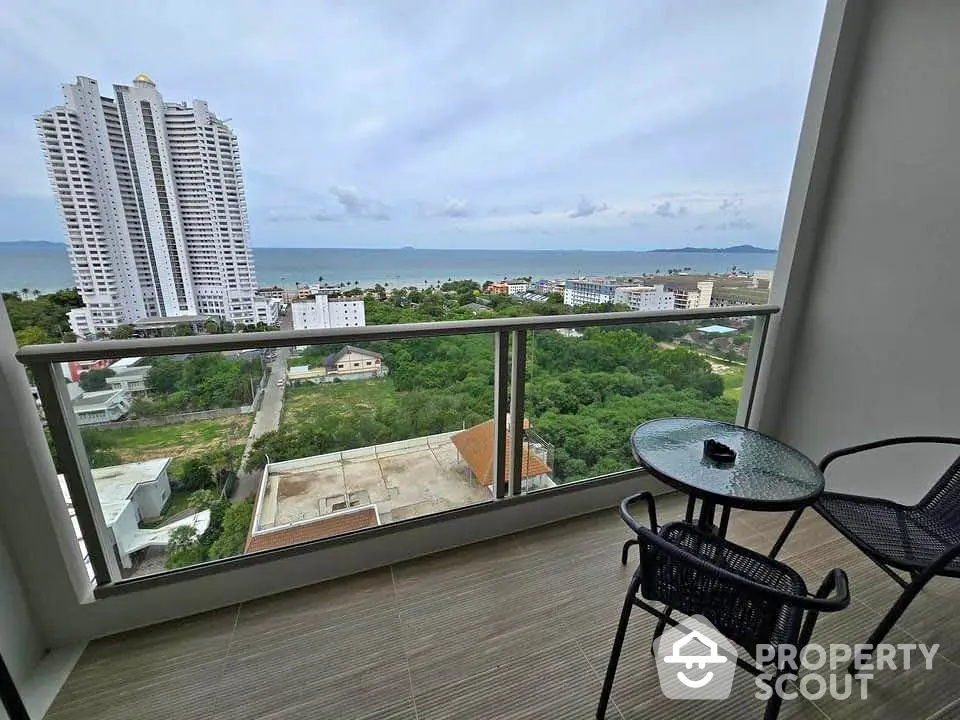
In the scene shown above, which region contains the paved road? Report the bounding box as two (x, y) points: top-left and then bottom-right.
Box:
(232, 315), (293, 501)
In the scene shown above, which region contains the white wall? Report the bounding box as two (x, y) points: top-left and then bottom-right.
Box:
(760, 0), (960, 501)
(133, 470), (171, 518)
(0, 527), (43, 696)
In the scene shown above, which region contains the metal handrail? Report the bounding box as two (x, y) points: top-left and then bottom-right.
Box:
(15, 304), (779, 363)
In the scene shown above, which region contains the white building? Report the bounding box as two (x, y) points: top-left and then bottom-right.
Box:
(613, 285), (677, 311)
(105, 365), (151, 395)
(253, 296), (281, 326)
(36, 75), (258, 337)
(563, 279), (620, 306)
(59, 458), (210, 571)
(291, 295), (365, 331)
(668, 281), (714, 309)
(70, 387), (131, 425)
(505, 279), (529, 295)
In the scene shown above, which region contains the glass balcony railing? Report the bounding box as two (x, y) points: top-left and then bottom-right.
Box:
(18, 304), (777, 589)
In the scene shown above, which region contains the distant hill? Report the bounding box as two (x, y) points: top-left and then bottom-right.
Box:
(648, 244), (776, 254)
(0, 240), (63, 250)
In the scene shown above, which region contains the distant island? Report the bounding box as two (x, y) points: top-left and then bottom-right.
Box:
(0, 240), (63, 249)
(648, 244), (776, 254)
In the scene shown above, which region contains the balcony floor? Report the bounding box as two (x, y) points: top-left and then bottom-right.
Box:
(45, 492), (960, 720)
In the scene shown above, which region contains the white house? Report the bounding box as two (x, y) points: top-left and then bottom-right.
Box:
(287, 346), (387, 384)
(291, 295), (365, 331)
(59, 458), (210, 570)
(105, 365), (151, 395)
(71, 388), (131, 425)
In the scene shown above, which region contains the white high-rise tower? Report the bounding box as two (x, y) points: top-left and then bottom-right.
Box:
(36, 75), (258, 336)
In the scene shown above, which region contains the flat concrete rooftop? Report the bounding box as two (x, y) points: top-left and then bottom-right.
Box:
(254, 432), (490, 534)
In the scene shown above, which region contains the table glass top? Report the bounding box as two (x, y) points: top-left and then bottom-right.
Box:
(630, 417), (824, 507)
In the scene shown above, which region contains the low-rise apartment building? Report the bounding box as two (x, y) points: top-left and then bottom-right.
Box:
(291, 295), (365, 330)
(253, 296), (281, 326)
(505, 279), (529, 295)
(613, 285), (677, 311)
(567, 278), (714, 310)
(563, 279), (619, 306)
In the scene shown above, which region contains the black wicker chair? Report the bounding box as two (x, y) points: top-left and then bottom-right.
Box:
(770, 436), (960, 673)
(599, 492), (849, 720)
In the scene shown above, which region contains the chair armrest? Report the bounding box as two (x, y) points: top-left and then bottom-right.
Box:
(820, 436), (960, 472)
(619, 492), (658, 534)
(809, 568), (850, 612)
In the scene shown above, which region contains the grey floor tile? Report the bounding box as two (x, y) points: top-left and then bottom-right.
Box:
(39, 499), (960, 720)
(214, 575), (409, 720)
(414, 638), (608, 720)
(46, 607), (238, 720)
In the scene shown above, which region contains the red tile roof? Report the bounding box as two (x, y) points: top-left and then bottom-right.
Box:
(450, 419), (552, 485)
(245, 506), (379, 554)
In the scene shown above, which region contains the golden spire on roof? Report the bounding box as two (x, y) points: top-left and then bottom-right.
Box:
(133, 74), (155, 86)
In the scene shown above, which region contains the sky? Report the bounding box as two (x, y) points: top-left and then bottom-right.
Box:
(0, 0), (826, 250)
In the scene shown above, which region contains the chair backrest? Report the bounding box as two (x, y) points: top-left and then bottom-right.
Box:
(636, 522), (804, 656)
(917, 455), (960, 523)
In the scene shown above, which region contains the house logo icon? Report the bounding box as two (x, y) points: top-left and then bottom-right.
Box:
(654, 615), (737, 699)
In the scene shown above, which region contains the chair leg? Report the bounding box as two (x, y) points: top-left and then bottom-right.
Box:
(848, 574), (932, 675)
(763, 669), (785, 720)
(597, 578), (640, 719)
(650, 608), (673, 656)
(620, 539), (638, 566)
(769, 508), (805, 559)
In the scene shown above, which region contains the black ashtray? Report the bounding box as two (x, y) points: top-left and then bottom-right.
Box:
(703, 439), (736, 464)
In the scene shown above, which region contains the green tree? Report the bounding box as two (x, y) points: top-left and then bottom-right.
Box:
(110, 324), (134, 339)
(165, 526), (204, 569)
(14, 326), (52, 347)
(208, 499), (254, 559)
(177, 458), (214, 492)
(78, 368), (116, 392)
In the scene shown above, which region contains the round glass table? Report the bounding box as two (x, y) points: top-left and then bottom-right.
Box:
(630, 417), (825, 533)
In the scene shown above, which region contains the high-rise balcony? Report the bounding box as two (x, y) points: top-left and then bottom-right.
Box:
(5, 2), (960, 718)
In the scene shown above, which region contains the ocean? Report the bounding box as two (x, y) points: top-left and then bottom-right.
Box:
(0, 245), (777, 293)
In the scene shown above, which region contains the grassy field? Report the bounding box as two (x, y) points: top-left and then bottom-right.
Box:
(84, 415), (252, 475)
(281, 378), (399, 427)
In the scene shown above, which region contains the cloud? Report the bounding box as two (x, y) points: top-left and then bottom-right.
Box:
(719, 198), (744, 213)
(694, 224), (706, 231)
(329, 185), (390, 221)
(568, 196), (608, 219)
(438, 197), (470, 218)
(652, 201), (687, 218)
(717, 217), (755, 230)
(0, 1), (824, 249)
(266, 207), (340, 223)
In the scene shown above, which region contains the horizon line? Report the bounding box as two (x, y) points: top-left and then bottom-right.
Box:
(0, 240), (778, 253)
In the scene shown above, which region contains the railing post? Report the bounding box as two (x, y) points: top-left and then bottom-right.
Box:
(739, 313), (772, 428)
(32, 361), (119, 585)
(492, 331), (510, 499)
(509, 329), (528, 496)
